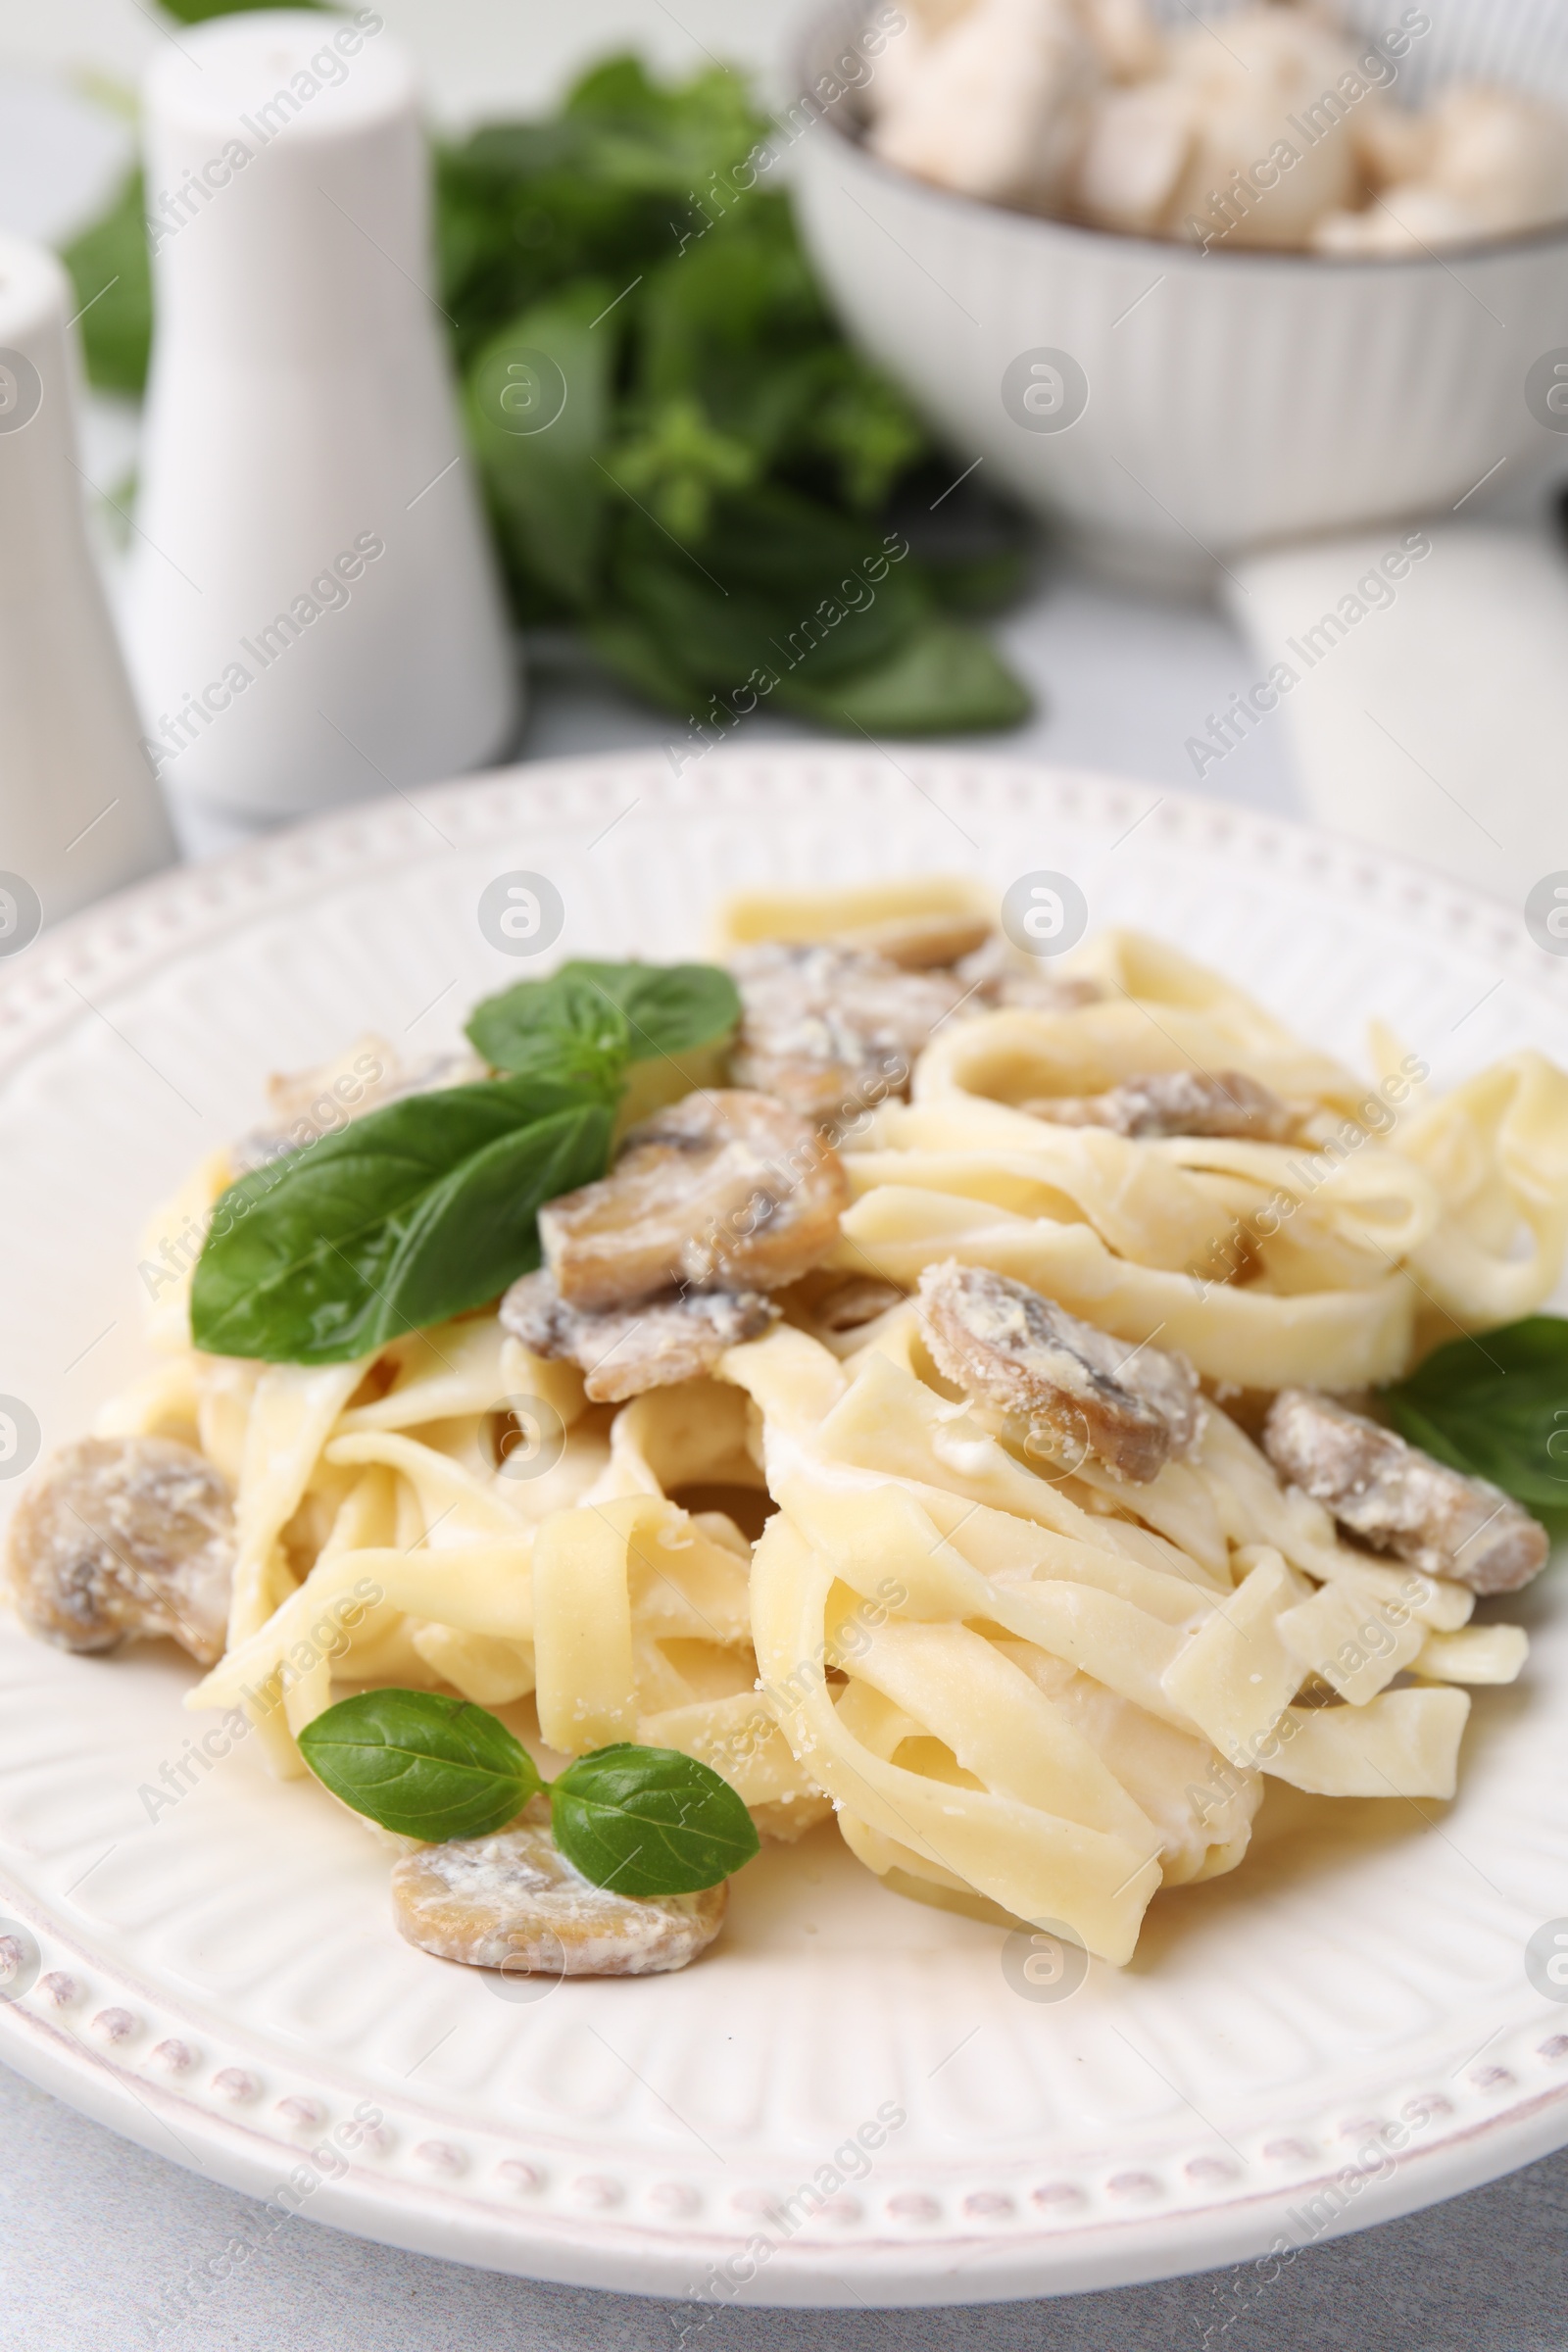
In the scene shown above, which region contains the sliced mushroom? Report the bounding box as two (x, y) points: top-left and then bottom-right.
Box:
(828, 911), (995, 970)
(1024, 1068), (1298, 1141)
(391, 1810), (727, 1977)
(538, 1089), (849, 1312)
(265, 1034), (388, 1128)
(728, 943), (969, 1123)
(5, 1435), (234, 1664)
(231, 1037), (489, 1173)
(1262, 1388), (1547, 1596)
(777, 1273), (909, 1359)
(808, 1276), (908, 1336)
(917, 1259), (1200, 1483)
(1081, 0), (1166, 82)
(377, 1050), (490, 1101)
(868, 0), (1099, 214)
(501, 1271), (778, 1403)
(954, 932), (1102, 1011)
(1323, 86), (1568, 251)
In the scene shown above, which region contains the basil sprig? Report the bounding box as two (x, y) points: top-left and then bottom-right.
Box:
(189, 956), (737, 1364)
(1381, 1314), (1568, 1513)
(191, 1077), (612, 1363)
(466, 959), (739, 1091)
(299, 1690), (759, 1895)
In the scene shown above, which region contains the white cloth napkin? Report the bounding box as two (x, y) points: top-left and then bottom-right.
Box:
(1220, 524), (1568, 906)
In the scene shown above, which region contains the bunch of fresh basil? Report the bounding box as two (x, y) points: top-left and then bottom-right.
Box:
(63, 36), (1032, 735)
(189, 957), (738, 1363)
(439, 54), (1031, 738)
(299, 1689), (759, 1895)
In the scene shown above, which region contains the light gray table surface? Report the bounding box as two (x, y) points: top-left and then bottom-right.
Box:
(4, 2047), (1568, 2350)
(5, 11), (1568, 2344)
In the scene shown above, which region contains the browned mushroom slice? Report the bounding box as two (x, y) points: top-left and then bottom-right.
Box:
(231, 1039), (489, 1173)
(776, 1274), (909, 1358)
(5, 1435), (234, 1663)
(1262, 1388), (1547, 1595)
(501, 1271), (778, 1403)
(829, 912), (995, 969)
(538, 1089), (849, 1312)
(728, 943), (969, 1122)
(391, 1812), (727, 1977)
(1025, 1069), (1298, 1141)
(917, 1260), (1200, 1484)
(809, 1276), (907, 1336)
(955, 933), (1103, 1011)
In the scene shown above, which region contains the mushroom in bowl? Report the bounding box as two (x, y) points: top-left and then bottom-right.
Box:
(788, 0), (1568, 583)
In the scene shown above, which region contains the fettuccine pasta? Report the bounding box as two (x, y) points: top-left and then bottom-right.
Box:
(17, 875), (1563, 1973)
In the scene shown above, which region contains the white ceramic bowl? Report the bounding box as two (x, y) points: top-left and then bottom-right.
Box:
(789, 0), (1568, 585)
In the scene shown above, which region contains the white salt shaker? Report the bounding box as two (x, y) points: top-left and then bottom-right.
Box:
(0, 232), (176, 943)
(127, 8), (518, 820)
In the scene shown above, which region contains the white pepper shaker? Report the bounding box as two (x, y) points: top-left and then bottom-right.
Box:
(127, 8), (518, 820)
(0, 232), (176, 945)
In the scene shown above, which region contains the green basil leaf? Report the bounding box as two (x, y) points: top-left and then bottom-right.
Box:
(1381, 1315), (1568, 1511)
(467, 970), (635, 1098)
(586, 612), (707, 715)
(167, 0), (322, 16)
(61, 170), (153, 398)
(190, 1076), (613, 1363)
(468, 958), (739, 1084)
(609, 493), (929, 690)
(774, 615), (1033, 736)
(466, 282), (621, 611)
(551, 1741), (760, 1894)
(568, 960), (741, 1063)
(923, 545), (1033, 618)
(299, 1690), (542, 1841)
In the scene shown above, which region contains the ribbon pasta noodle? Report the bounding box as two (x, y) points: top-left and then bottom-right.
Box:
(28, 875), (1565, 1971)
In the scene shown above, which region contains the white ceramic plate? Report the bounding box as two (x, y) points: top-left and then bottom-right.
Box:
(3, 748), (1568, 2309)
